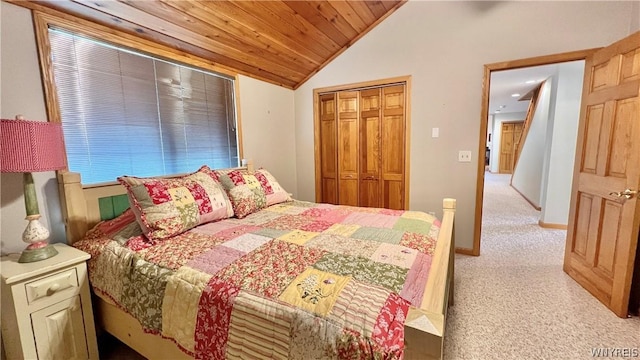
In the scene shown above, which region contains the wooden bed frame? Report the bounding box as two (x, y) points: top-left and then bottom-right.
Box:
(58, 169), (456, 360)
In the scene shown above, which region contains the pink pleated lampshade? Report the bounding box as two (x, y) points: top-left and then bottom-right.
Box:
(1, 118), (67, 173)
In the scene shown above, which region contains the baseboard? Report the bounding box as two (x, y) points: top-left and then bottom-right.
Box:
(538, 220), (567, 230)
(510, 185), (541, 211)
(455, 247), (477, 256)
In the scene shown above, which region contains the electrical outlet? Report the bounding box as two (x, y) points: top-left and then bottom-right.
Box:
(458, 150), (472, 162)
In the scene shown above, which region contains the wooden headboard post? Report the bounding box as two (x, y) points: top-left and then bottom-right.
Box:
(245, 159), (254, 172)
(58, 171), (88, 244)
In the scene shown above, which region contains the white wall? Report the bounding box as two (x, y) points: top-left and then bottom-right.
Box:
(489, 111), (527, 173)
(238, 75), (297, 196)
(0, 2), (65, 255)
(0, 3), (297, 254)
(631, 2), (640, 33)
(512, 80), (553, 208)
(294, 0), (635, 249)
(539, 61), (585, 225)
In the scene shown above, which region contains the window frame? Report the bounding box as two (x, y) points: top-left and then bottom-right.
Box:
(33, 10), (244, 184)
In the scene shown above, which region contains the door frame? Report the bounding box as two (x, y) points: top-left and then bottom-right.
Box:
(313, 75), (412, 208)
(470, 49), (599, 256)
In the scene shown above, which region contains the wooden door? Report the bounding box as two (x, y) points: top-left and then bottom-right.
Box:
(337, 91), (359, 206)
(499, 121), (523, 174)
(563, 32), (640, 318)
(513, 122), (524, 168)
(359, 88), (382, 207)
(381, 85), (406, 210)
(319, 93), (338, 204)
(499, 123), (514, 173)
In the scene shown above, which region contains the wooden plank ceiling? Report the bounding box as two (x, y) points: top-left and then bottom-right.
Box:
(20, 0), (406, 89)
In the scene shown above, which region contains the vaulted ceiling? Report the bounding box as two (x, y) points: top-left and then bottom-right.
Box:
(16, 0), (406, 89)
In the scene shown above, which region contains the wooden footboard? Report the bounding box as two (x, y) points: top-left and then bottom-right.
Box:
(404, 198), (456, 360)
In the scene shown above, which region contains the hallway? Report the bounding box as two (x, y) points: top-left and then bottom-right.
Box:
(444, 172), (640, 359)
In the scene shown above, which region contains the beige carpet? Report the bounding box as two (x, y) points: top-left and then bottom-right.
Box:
(444, 172), (640, 359)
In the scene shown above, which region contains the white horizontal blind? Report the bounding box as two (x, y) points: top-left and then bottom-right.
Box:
(48, 29), (239, 184)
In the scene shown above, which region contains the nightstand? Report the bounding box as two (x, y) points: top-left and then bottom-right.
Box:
(1, 243), (99, 359)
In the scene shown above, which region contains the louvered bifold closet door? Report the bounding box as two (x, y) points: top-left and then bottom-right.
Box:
(319, 93), (338, 204)
(381, 85), (406, 210)
(337, 91), (360, 206)
(359, 88), (382, 208)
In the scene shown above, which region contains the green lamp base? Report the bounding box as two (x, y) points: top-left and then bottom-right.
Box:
(18, 245), (59, 263)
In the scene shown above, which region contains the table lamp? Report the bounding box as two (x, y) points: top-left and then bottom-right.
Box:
(1, 115), (67, 263)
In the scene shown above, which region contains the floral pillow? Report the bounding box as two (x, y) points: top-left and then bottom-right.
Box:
(118, 166), (234, 241)
(215, 168), (292, 218)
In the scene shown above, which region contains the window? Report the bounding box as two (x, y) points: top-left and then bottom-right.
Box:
(48, 29), (239, 184)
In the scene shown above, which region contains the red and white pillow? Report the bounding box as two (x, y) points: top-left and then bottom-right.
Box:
(118, 166), (234, 241)
(215, 168), (292, 219)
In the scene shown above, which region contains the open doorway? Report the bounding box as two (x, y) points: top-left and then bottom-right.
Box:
(471, 50), (596, 256)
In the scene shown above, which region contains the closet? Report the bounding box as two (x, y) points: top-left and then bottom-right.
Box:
(315, 79), (409, 210)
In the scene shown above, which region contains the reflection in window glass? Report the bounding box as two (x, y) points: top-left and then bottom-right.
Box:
(49, 29), (239, 184)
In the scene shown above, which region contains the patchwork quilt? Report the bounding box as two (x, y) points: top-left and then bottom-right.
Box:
(74, 200), (441, 359)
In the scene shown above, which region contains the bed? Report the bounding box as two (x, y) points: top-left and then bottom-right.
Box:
(57, 166), (456, 360)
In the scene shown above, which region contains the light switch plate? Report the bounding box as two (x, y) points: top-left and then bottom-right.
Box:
(458, 150), (472, 162)
(432, 128), (439, 138)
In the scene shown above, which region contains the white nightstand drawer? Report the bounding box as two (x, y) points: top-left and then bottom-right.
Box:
(25, 268), (79, 305)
